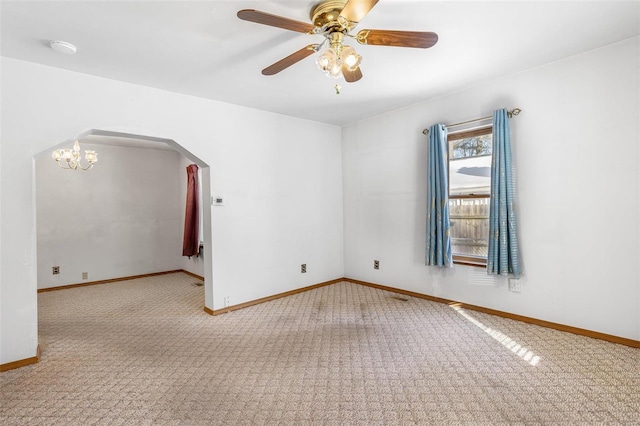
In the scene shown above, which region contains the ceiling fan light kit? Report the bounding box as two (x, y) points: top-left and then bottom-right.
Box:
(316, 31), (362, 80)
(237, 0), (438, 86)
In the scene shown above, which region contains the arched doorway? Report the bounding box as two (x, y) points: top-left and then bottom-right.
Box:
(34, 129), (213, 311)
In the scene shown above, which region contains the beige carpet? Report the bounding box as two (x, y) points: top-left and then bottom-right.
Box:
(1, 272), (639, 425)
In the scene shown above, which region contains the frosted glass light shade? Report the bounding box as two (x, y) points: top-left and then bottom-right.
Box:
(85, 150), (98, 163)
(316, 48), (337, 72)
(329, 62), (342, 79)
(341, 45), (361, 71)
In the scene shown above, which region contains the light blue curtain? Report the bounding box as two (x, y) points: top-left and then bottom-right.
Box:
(426, 124), (452, 267)
(487, 109), (521, 276)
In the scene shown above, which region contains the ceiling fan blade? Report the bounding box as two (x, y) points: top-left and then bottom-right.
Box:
(356, 29), (438, 48)
(237, 9), (315, 34)
(342, 64), (363, 83)
(340, 0), (379, 23)
(340, 0), (378, 22)
(262, 45), (318, 76)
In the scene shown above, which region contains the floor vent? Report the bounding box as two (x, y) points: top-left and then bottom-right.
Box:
(389, 296), (409, 302)
(192, 282), (204, 287)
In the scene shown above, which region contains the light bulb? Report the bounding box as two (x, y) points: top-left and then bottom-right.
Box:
(85, 151), (98, 163)
(316, 48), (337, 72)
(329, 62), (342, 79)
(52, 150), (62, 160)
(341, 45), (362, 71)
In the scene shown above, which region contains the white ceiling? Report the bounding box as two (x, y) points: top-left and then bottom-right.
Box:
(2, 1), (639, 126)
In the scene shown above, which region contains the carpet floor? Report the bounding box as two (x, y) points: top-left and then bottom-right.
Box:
(1, 272), (639, 425)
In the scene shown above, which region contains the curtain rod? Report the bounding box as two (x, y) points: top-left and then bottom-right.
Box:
(422, 108), (521, 135)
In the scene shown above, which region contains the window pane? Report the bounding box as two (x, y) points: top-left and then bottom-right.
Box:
(450, 154), (492, 196)
(449, 198), (489, 258)
(449, 134), (492, 196)
(451, 134), (492, 159)
(448, 129), (492, 262)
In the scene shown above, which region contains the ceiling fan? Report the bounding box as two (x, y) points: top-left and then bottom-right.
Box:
(237, 0), (438, 83)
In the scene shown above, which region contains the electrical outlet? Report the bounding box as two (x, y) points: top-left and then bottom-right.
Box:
(374, 260), (380, 270)
(301, 264), (307, 273)
(52, 266), (60, 275)
(224, 296), (231, 307)
(82, 272), (88, 280)
(508, 278), (521, 293)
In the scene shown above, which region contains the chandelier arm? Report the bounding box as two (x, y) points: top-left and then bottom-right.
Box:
(56, 160), (70, 170)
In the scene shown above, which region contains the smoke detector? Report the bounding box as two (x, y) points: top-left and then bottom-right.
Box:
(50, 40), (77, 55)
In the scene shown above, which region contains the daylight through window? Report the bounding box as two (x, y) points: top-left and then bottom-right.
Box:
(448, 126), (492, 266)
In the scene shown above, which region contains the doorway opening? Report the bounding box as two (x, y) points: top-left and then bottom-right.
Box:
(34, 129), (213, 310)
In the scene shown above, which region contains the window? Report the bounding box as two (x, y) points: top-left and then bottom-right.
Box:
(448, 126), (492, 266)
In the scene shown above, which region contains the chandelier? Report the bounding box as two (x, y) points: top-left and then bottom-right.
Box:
(315, 32), (362, 79)
(52, 140), (98, 171)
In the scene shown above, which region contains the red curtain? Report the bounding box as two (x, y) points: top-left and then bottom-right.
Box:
(182, 164), (200, 257)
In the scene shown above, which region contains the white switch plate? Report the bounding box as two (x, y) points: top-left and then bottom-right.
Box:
(212, 195), (225, 206)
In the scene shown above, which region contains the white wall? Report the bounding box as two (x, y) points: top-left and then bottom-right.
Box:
(36, 144), (183, 289)
(342, 37), (640, 341)
(0, 57), (344, 364)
